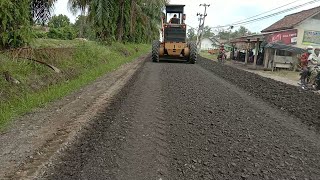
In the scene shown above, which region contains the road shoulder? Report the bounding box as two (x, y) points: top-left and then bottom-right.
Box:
(0, 54), (149, 179)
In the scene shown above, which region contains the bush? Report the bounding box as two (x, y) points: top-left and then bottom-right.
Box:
(47, 26), (76, 40)
(46, 14), (76, 40)
(34, 31), (47, 39)
(0, 0), (31, 49)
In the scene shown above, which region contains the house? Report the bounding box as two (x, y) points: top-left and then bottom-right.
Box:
(261, 6), (320, 70)
(262, 6), (320, 48)
(200, 37), (220, 50)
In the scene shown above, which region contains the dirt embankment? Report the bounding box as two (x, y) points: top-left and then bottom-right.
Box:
(0, 54), (149, 179)
(0, 41), (149, 129)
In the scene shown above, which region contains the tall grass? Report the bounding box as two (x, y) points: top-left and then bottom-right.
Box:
(0, 40), (149, 129)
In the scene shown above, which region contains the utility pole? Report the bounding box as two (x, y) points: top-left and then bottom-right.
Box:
(196, 3), (210, 51)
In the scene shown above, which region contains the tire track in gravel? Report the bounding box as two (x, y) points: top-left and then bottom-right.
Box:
(112, 60), (168, 180)
(40, 59), (169, 180)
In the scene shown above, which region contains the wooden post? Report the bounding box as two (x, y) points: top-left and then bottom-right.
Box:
(272, 49), (277, 72)
(245, 50), (248, 64)
(253, 38), (260, 69)
(230, 44), (234, 60)
(264, 48), (270, 69)
(245, 39), (250, 65)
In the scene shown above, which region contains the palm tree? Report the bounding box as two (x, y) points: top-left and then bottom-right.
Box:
(30, 0), (57, 24)
(68, 0), (91, 38)
(68, 0), (91, 15)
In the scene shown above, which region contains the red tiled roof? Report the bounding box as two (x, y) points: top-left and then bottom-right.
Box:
(261, 6), (320, 32)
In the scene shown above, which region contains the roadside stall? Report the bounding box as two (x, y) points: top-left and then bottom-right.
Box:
(230, 34), (264, 68)
(263, 42), (306, 71)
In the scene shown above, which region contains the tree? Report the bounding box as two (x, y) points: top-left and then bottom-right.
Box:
(87, 0), (167, 43)
(203, 26), (215, 38)
(237, 26), (251, 37)
(0, 0), (31, 49)
(68, 0), (91, 37)
(1, 0), (168, 48)
(187, 28), (196, 41)
(47, 15), (76, 40)
(74, 15), (95, 39)
(48, 14), (71, 28)
(216, 26), (253, 41)
(31, 0), (57, 24)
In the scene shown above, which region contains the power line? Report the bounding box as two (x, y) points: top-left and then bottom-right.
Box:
(212, 0), (320, 29)
(228, 0), (320, 27)
(232, 0), (303, 24)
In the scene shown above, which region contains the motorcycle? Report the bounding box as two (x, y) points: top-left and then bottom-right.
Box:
(301, 66), (320, 90)
(217, 51), (226, 64)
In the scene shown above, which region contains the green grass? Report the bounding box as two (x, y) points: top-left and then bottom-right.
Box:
(30, 38), (88, 48)
(0, 39), (149, 130)
(263, 70), (300, 81)
(200, 51), (217, 60)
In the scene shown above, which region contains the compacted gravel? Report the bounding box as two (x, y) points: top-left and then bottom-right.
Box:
(40, 57), (320, 179)
(198, 58), (320, 131)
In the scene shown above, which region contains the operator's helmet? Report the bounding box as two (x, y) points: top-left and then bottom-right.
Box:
(307, 46), (314, 54)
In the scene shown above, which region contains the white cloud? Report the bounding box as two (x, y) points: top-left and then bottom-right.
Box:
(54, 0), (320, 32)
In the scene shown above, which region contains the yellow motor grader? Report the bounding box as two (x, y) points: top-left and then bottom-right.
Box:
(152, 4), (197, 64)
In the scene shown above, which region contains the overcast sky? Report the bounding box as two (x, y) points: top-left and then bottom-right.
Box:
(53, 0), (320, 33)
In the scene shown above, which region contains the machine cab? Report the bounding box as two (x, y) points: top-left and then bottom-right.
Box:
(162, 5), (187, 43)
(164, 5), (186, 25)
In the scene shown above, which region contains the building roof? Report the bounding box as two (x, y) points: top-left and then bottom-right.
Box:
(261, 6), (320, 32)
(265, 42), (307, 54)
(230, 34), (265, 43)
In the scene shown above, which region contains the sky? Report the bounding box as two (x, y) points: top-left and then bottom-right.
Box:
(53, 0), (320, 33)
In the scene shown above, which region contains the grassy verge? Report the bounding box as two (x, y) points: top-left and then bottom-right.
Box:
(261, 70), (300, 81)
(0, 39), (149, 129)
(200, 51), (217, 60)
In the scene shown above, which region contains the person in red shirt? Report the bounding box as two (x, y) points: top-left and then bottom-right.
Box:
(299, 47), (312, 86)
(218, 44), (226, 60)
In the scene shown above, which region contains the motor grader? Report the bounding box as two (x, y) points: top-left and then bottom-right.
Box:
(152, 5), (197, 64)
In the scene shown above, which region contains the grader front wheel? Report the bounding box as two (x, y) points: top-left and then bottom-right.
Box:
(188, 42), (197, 64)
(152, 40), (160, 62)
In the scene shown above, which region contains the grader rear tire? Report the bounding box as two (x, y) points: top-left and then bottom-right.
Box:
(152, 40), (160, 62)
(188, 42), (197, 64)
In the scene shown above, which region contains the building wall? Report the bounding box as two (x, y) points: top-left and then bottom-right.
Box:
(295, 15), (320, 48)
(201, 38), (216, 50)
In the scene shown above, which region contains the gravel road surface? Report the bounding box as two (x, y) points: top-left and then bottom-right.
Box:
(40, 57), (320, 180)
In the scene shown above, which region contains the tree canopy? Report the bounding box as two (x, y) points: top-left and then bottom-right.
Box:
(0, 0), (168, 49)
(217, 26), (253, 40)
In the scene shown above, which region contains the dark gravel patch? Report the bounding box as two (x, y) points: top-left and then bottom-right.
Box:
(161, 63), (320, 179)
(198, 57), (320, 131)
